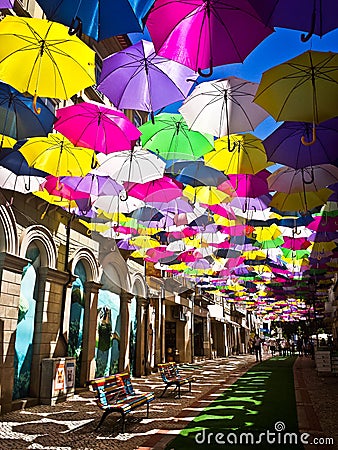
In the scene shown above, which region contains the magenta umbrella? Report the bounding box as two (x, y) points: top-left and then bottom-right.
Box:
(218, 171), (270, 198)
(42, 175), (91, 200)
(124, 176), (183, 203)
(282, 237), (311, 250)
(146, 0), (273, 76)
(54, 101), (141, 154)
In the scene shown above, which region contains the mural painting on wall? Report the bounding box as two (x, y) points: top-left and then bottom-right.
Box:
(95, 290), (121, 377)
(67, 262), (85, 387)
(129, 297), (137, 376)
(13, 245), (39, 400)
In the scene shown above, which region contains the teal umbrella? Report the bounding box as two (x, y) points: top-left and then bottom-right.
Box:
(139, 113), (214, 161)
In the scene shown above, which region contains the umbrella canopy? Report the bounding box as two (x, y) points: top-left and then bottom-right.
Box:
(0, 145), (48, 177)
(220, 171), (270, 198)
(267, 165), (338, 193)
(249, 0), (338, 41)
(173, 159), (228, 187)
(35, 0), (153, 40)
(94, 194), (145, 214)
(254, 50), (338, 145)
(270, 188), (333, 211)
(0, 81), (55, 140)
(0, 16), (95, 108)
(179, 76), (269, 137)
(204, 133), (269, 174)
(19, 133), (98, 177)
(98, 40), (197, 116)
(96, 147), (165, 183)
(0, 166), (45, 193)
(60, 172), (124, 197)
(125, 176), (183, 203)
(183, 184), (230, 205)
(42, 175), (91, 201)
(0, 1), (13, 7)
(139, 113), (214, 161)
(263, 118), (338, 169)
(54, 101), (141, 154)
(146, 0), (272, 75)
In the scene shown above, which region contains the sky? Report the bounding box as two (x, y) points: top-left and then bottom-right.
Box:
(128, 26), (338, 139)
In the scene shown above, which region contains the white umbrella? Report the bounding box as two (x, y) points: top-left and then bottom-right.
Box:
(0, 166), (45, 193)
(94, 194), (145, 214)
(96, 146), (165, 183)
(179, 76), (268, 138)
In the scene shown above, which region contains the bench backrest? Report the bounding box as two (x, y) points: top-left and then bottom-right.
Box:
(87, 372), (134, 407)
(158, 362), (179, 382)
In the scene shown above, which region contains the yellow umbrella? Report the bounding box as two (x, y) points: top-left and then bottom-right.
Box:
(0, 134), (16, 148)
(19, 133), (98, 177)
(129, 236), (160, 249)
(78, 220), (112, 234)
(0, 16), (95, 112)
(183, 184), (230, 205)
(252, 224), (282, 241)
(130, 248), (148, 258)
(204, 133), (269, 174)
(270, 188), (333, 211)
(33, 188), (77, 208)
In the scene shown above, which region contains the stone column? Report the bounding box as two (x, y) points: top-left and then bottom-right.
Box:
(80, 281), (102, 385)
(135, 296), (148, 377)
(118, 290), (133, 373)
(153, 294), (165, 366)
(0, 252), (29, 414)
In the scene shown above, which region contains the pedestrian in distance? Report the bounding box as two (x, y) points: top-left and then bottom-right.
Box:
(253, 334), (262, 362)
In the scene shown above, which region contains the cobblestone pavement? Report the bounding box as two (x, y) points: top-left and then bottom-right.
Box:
(1, 353), (336, 450)
(0, 355), (256, 450)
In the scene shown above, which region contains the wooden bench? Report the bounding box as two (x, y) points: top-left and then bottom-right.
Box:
(87, 372), (155, 433)
(158, 362), (195, 398)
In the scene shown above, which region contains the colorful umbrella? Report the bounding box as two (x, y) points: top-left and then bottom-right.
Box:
(254, 50), (338, 145)
(0, 166), (45, 193)
(0, 81), (55, 140)
(140, 113), (214, 161)
(267, 165), (338, 193)
(173, 160), (228, 187)
(125, 176), (183, 203)
(94, 194), (145, 214)
(98, 40), (197, 117)
(146, 0), (272, 75)
(249, 0), (338, 41)
(0, 145), (48, 177)
(96, 147), (165, 183)
(204, 133), (269, 174)
(219, 171), (270, 198)
(183, 185), (229, 205)
(270, 188), (333, 211)
(0, 16), (95, 110)
(35, 0), (153, 40)
(179, 76), (268, 137)
(60, 172), (124, 197)
(19, 133), (98, 177)
(0, 1), (13, 7)
(263, 118), (338, 169)
(42, 175), (91, 201)
(54, 101), (141, 154)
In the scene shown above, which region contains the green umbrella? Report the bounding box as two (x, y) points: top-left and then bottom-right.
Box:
(139, 113), (214, 161)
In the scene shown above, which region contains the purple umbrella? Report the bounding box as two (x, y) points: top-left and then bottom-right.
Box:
(249, 0), (338, 42)
(0, 0), (13, 7)
(98, 40), (197, 118)
(60, 172), (124, 197)
(146, 0), (272, 76)
(229, 194), (272, 212)
(263, 118), (338, 169)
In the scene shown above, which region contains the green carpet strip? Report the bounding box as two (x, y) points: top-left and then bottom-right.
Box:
(167, 356), (303, 450)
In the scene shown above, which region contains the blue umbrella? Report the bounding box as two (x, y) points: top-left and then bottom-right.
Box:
(0, 82), (55, 140)
(172, 160), (229, 187)
(0, 144), (49, 177)
(36, 0), (154, 41)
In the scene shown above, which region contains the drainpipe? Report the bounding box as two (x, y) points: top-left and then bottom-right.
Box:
(55, 216), (73, 355)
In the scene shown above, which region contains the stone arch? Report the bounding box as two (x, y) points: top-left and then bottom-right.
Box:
(68, 248), (100, 282)
(131, 274), (147, 298)
(100, 252), (131, 294)
(19, 225), (56, 268)
(0, 204), (19, 254)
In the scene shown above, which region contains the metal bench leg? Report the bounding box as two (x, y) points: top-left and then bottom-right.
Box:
(147, 402), (150, 418)
(96, 410), (110, 430)
(189, 381), (192, 392)
(177, 384), (181, 399)
(121, 413), (126, 433)
(160, 384), (170, 398)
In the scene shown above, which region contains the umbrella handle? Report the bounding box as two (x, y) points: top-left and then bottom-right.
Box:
(300, 5), (316, 42)
(91, 154), (98, 169)
(302, 167), (315, 185)
(33, 94), (41, 114)
(120, 190), (129, 202)
(68, 16), (83, 38)
(301, 125), (316, 146)
(198, 61), (214, 78)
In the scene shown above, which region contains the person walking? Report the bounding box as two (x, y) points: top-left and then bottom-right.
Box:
(253, 334), (262, 362)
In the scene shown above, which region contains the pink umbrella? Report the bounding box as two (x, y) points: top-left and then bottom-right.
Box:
(307, 215), (337, 232)
(219, 171), (270, 198)
(146, 0), (272, 76)
(282, 237), (311, 250)
(145, 246), (174, 262)
(124, 176), (183, 203)
(54, 101), (141, 154)
(42, 176), (91, 201)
